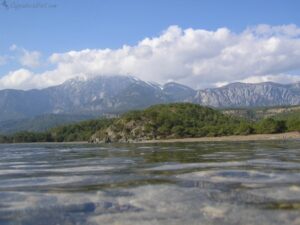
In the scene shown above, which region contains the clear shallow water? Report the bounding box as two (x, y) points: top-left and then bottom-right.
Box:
(0, 141), (300, 225)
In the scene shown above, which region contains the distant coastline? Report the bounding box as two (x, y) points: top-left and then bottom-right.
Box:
(1, 132), (299, 145)
(139, 132), (300, 143)
(1, 103), (299, 144)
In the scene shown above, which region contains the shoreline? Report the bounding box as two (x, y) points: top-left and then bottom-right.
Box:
(1, 132), (299, 145)
(139, 132), (300, 143)
(0, 141), (88, 145)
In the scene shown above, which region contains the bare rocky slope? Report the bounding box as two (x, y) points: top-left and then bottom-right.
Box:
(194, 82), (300, 107)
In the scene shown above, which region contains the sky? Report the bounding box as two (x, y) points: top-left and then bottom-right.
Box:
(1, 0), (300, 90)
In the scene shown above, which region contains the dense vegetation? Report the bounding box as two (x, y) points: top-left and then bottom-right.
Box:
(92, 103), (300, 143)
(0, 119), (113, 143)
(0, 103), (299, 143)
(119, 103), (243, 138)
(222, 105), (300, 121)
(0, 114), (96, 134)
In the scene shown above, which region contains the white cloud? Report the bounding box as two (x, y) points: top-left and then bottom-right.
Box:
(244, 24), (300, 38)
(239, 74), (300, 84)
(20, 50), (41, 68)
(0, 69), (34, 90)
(1, 24), (300, 90)
(10, 45), (41, 68)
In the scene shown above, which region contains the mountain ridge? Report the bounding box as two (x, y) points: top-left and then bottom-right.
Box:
(0, 75), (300, 124)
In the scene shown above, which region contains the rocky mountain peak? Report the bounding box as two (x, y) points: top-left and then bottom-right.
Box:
(0, 75), (299, 122)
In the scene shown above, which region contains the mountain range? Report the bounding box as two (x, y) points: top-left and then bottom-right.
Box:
(0, 75), (300, 133)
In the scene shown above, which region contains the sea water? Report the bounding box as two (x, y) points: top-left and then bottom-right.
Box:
(0, 141), (300, 225)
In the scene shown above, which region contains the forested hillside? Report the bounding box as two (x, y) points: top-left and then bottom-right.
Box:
(0, 103), (299, 143)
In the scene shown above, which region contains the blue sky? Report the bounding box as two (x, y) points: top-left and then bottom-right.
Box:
(1, 0), (299, 53)
(1, 0), (300, 89)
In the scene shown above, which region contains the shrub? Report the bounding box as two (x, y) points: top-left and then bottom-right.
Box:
(236, 122), (254, 135)
(255, 118), (287, 134)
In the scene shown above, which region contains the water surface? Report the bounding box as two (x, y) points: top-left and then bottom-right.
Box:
(0, 141), (300, 224)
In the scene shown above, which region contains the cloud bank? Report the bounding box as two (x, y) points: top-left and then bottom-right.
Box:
(1, 24), (300, 90)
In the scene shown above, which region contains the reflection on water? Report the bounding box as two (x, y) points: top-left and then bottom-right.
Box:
(0, 141), (300, 224)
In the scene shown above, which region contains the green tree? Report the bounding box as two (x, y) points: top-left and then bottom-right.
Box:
(236, 122), (254, 135)
(255, 118), (287, 134)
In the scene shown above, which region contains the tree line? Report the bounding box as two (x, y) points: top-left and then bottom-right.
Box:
(0, 103), (299, 143)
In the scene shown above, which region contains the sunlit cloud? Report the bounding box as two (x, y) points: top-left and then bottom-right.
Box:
(1, 24), (300, 90)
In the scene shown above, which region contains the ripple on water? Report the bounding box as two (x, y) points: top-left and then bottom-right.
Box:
(177, 169), (300, 184)
(146, 161), (246, 171)
(0, 142), (300, 225)
(247, 185), (300, 201)
(1, 184), (299, 225)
